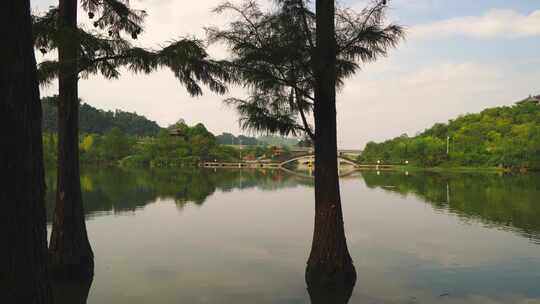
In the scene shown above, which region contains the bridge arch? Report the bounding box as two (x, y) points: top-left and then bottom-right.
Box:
(279, 154), (358, 168)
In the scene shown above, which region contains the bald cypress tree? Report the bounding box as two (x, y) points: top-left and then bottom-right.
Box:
(47, 0), (95, 279)
(307, 0), (354, 288)
(34, 0), (230, 279)
(208, 0), (403, 292)
(0, 0), (53, 302)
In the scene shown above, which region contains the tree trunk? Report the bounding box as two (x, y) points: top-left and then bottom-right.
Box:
(307, 280), (355, 304)
(306, 0), (356, 291)
(49, 0), (94, 279)
(0, 1), (53, 302)
(52, 279), (93, 304)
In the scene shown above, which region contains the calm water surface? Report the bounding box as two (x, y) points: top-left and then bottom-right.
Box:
(46, 168), (540, 304)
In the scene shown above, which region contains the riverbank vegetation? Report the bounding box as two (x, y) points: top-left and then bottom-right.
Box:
(44, 167), (314, 221)
(360, 97), (540, 170)
(43, 112), (295, 168)
(362, 170), (540, 242)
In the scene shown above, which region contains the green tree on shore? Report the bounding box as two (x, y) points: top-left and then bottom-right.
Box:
(102, 127), (131, 160)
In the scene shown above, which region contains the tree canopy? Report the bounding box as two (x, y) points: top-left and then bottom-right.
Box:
(33, 1), (230, 96)
(206, 0), (404, 139)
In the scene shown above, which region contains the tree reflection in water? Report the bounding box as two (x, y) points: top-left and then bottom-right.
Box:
(45, 167), (314, 222)
(42, 167), (540, 302)
(360, 171), (540, 244)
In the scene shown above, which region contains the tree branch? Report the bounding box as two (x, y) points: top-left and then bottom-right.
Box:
(231, 62), (315, 102)
(298, 1), (314, 50)
(78, 53), (130, 73)
(337, 0), (385, 55)
(294, 88), (315, 140)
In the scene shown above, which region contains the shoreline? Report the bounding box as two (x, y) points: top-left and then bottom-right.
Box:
(385, 165), (525, 173)
(47, 161), (538, 174)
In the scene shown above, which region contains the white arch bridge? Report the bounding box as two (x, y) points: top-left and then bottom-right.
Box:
(201, 154), (364, 170)
(201, 154), (394, 177)
(279, 154), (358, 168)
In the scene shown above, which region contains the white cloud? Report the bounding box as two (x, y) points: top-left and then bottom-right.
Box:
(410, 9), (540, 40)
(336, 60), (539, 148)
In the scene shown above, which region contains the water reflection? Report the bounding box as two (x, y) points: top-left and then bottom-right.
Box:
(46, 167), (540, 246)
(45, 167), (313, 222)
(45, 168), (540, 246)
(359, 171), (540, 244)
(46, 167), (361, 303)
(40, 167), (540, 303)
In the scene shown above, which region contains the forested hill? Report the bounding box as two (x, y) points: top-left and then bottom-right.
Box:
(42, 96), (161, 136)
(215, 133), (300, 146)
(360, 96), (540, 170)
(216, 133), (260, 145)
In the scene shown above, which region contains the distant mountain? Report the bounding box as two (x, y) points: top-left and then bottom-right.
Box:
(216, 133), (259, 145)
(42, 96), (161, 136)
(257, 135), (299, 146)
(215, 133), (299, 146)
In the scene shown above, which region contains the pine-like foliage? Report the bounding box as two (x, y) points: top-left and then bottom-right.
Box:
(207, 0), (405, 138)
(33, 0), (230, 96)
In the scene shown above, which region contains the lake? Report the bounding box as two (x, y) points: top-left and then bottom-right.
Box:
(45, 168), (540, 304)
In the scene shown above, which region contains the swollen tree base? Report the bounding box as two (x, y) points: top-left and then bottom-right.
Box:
(52, 278), (93, 304)
(305, 204), (357, 289)
(305, 200), (357, 304)
(48, 178), (94, 279)
(306, 267), (356, 304)
(48, 252), (94, 280)
(305, 261), (356, 288)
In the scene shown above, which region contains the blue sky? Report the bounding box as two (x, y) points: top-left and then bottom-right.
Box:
(32, 0), (540, 148)
(385, 0), (538, 21)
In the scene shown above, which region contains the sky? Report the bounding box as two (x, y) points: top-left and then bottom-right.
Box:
(32, 0), (540, 149)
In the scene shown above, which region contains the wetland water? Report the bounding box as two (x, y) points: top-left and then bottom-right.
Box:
(45, 168), (540, 303)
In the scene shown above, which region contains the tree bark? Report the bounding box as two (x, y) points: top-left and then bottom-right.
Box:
(49, 0), (94, 279)
(306, 0), (356, 290)
(52, 279), (93, 304)
(0, 0), (53, 302)
(307, 279), (355, 304)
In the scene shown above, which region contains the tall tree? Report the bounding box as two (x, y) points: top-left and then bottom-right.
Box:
(207, 0), (403, 290)
(47, 0), (95, 279)
(307, 0), (354, 289)
(0, 0), (53, 302)
(34, 0), (230, 278)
